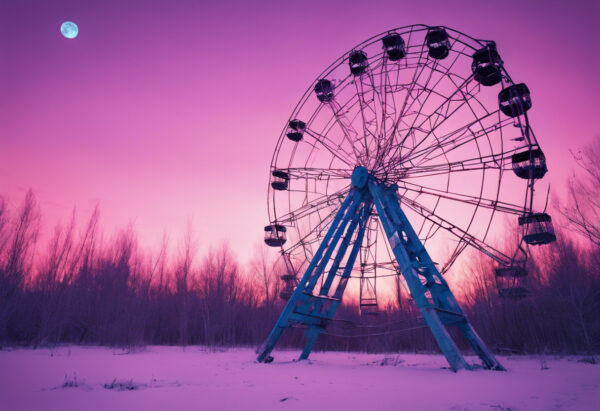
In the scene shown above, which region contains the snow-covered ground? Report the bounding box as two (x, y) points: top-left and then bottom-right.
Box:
(1, 346), (598, 410)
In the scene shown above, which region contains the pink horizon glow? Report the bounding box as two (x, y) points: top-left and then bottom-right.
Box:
(1, 0), (599, 264)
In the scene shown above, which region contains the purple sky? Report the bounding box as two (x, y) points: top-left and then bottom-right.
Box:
(1, 0), (599, 262)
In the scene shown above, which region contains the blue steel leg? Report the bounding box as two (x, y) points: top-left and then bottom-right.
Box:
(328, 203), (371, 316)
(382, 184), (504, 371)
(257, 189), (358, 363)
(299, 327), (321, 360)
(304, 190), (365, 294)
(458, 323), (505, 370)
(369, 180), (470, 372)
(320, 200), (370, 296)
(298, 199), (370, 360)
(296, 191), (364, 360)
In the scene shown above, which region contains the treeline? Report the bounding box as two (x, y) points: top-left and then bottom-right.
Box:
(0, 190), (599, 355)
(460, 235), (600, 355)
(0, 191), (280, 348)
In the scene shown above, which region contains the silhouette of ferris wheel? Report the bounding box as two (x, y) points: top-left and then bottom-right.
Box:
(259, 24), (556, 370)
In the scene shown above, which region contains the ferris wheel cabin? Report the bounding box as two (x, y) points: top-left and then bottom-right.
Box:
(280, 273), (296, 282)
(499, 83), (532, 117)
(264, 224), (287, 247)
(279, 278), (295, 300)
(279, 273), (296, 300)
(519, 213), (556, 245)
(315, 79), (334, 103)
(495, 266), (531, 299)
(511, 149), (548, 179)
(271, 170), (289, 191)
(472, 43), (503, 86)
(382, 32), (406, 61)
(280, 286), (293, 300)
(426, 27), (451, 59)
(286, 119), (306, 142)
(349, 50), (369, 75)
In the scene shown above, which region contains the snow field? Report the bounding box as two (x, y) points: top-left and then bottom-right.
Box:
(1, 346), (599, 410)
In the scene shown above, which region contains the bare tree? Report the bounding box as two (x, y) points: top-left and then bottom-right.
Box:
(0, 190), (40, 342)
(0, 197), (8, 256)
(561, 136), (600, 247)
(34, 210), (77, 345)
(175, 224), (196, 346)
(249, 243), (282, 306)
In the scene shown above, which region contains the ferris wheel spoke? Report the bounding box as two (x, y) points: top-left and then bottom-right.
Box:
(379, 41), (461, 164)
(441, 241), (470, 275)
(389, 146), (515, 179)
(393, 158), (503, 178)
(356, 73), (381, 138)
(304, 128), (357, 167)
(285, 167), (353, 180)
(399, 69), (468, 131)
(438, 74), (511, 170)
(390, 91), (471, 168)
(276, 190), (348, 224)
(284, 192), (348, 255)
(284, 205), (340, 256)
(324, 98), (368, 164)
(391, 59), (475, 162)
(354, 74), (382, 165)
(381, 80), (452, 162)
(385, 98), (472, 170)
(394, 45), (430, 125)
(275, 205), (323, 226)
(379, 59), (399, 149)
(372, 47), (429, 163)
(401, 197), (513, 266)
(305, 90), (362, 163)
(397, 110), (509, 168)
(419, 65), (475, 136)
(393, 81), (475, 164)
(395, 44), (469, 143)
(370, 54), (412, 168)
(429, 73), (500, 158)
(398, 57), (519, 170)
(398, 181), (524, 215)
(410, 138), (524, 173)
(387, 59), (434, 154)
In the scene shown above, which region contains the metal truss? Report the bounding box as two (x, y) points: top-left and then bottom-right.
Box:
(258, 168), (504, 371)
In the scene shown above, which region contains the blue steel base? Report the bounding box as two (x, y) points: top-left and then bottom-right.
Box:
(257, 167), (504, 372)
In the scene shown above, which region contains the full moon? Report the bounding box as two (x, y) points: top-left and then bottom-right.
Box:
(60, 21), (78, 39)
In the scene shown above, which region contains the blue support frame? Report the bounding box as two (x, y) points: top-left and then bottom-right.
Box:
(257, 167), (504, 371)
(256, 190), (365, 362)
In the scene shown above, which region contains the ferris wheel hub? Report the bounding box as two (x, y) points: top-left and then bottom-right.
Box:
(351, 166), (369, 189)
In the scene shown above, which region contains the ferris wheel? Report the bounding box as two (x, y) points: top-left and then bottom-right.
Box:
(258, 25), (556, 371)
